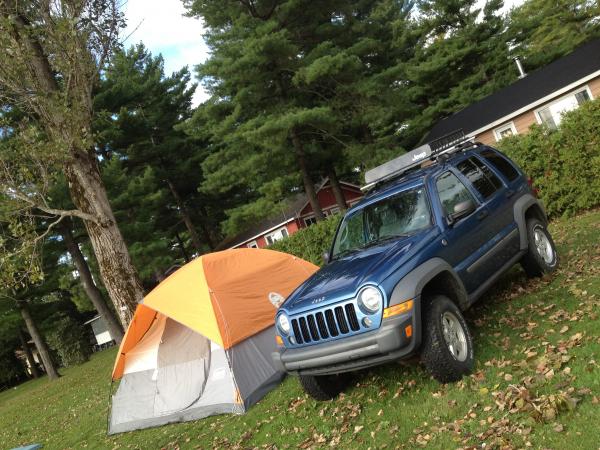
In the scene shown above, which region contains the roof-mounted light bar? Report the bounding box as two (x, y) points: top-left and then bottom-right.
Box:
(361, 130), (475, 192)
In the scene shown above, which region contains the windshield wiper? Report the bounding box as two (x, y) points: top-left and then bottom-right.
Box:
(332, 234), (410, 260)
(361, 234), (409, 249)
(331, 248), (360, 260)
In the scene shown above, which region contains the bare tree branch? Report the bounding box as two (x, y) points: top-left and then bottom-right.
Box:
(9, 190), (99, 224)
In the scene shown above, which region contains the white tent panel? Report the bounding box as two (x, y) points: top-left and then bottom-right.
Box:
(122, 315), (166, 375)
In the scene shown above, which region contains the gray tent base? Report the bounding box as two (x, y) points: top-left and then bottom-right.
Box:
(108, 322), (284, 435)
(108, 372), (284, 434)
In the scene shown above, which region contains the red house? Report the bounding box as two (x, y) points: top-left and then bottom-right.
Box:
(217, 179), (363, 250)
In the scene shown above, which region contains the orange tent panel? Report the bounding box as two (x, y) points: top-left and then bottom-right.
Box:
(203, 249), (318, 348)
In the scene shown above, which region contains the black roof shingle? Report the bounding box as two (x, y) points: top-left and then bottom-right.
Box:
(425, 38), (600, 141)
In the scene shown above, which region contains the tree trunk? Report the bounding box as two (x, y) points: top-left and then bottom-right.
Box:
(166, 179), (205, 252)
(60, 223), (124, 344)
(3, 2), (142, 329)
(175, 231), (191, 262)
(198, 205), (215, 250)
(327, 165), (348, 212)
(18, 328), (39, 379)
(17, 301), (60, 380)
(290, 129), (324, 221)
(154, 268), (166, 284)
(65, 150), (143, 328)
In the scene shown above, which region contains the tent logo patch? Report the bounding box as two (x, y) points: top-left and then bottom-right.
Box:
(268, 292), (285, 308)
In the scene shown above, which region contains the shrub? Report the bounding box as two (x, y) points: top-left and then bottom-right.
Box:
(45, 314), (91, 367)
(270, 215), (341, 266)
(498, 99), (600, 217)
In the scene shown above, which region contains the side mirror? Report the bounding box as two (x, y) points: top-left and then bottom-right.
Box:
(322, 251), (330, 264)
(448, 200), (475, 226)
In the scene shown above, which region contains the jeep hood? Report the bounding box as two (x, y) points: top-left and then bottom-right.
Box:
(284, 234), (420, 312)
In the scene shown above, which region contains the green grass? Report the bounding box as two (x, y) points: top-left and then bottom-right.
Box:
(1, 209), (599, 450)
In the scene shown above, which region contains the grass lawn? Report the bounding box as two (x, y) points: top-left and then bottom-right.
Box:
(1, 209), (599, 450)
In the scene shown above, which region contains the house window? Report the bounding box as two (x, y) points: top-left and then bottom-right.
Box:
(535, 87), (592, 130)
(493, 122), (517, 142)
(246, 240), (258, 249)
(304, 216), (317, 227)
(265, 227), (289, 245)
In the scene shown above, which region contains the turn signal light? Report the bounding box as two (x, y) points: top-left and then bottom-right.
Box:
(383, 300), (414, 319)
(275, 335), (284, 346)
(405, 325), (413, 338)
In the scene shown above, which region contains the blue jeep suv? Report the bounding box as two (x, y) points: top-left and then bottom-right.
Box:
(272, 137), (558, 400)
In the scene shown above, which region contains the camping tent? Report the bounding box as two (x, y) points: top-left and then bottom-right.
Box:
(109, 249), (318, 434)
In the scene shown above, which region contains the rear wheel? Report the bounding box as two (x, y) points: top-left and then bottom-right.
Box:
(299, 373), (351, 401)
(421, 295), (474, 383)
(520, 218), (558, 277)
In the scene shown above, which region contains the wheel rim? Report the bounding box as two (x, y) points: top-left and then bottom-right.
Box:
(441, 311), (468, 362)
(533, 226), (554, 265)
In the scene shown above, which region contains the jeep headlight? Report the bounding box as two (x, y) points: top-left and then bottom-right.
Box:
(277, 314), (290, 335)
(357, 286), (383, 314)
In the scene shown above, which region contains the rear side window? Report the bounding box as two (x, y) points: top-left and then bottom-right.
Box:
(456, 157), (501, 199)
(479, 149), (519, 181)
(436, 171), (476, 216)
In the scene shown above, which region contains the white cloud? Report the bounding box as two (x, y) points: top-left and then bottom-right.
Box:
(123, 0), (210, 105)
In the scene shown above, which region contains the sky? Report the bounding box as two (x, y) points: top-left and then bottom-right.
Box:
(122, 0), (210, 105)
(123, 0), (525, 107)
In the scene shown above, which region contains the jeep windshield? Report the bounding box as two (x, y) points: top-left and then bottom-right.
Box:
(331, 187), (431, 260)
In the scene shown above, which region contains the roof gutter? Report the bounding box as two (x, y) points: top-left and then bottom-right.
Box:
(466, 69), (600, 138)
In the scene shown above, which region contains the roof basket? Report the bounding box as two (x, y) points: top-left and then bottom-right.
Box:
(361, 130), (475, 192)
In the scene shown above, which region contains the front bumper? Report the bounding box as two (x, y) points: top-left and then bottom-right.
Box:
(272, 300), (421, 376)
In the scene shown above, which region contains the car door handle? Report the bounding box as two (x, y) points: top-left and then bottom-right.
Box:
(506, 189), (515, 198)
(477, 210), (489, 220)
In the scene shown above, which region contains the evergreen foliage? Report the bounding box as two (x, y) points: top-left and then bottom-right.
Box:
(507, 0), (600, 70)
(269, 215), (341, 266)
(0, 303), (24, 387)
(498, 99), (600, 218)
(183, 0), (415, 235)
(94, 45), (224, 284)
(402, 0), (516, 144)
(44, 313), (91, 367)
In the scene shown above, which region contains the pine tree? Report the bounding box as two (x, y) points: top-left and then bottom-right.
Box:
(400, 0), (515, 144)
(507, 0), (600, 70)
(184, 0), (417, 235)
(94, 45), (222, 266)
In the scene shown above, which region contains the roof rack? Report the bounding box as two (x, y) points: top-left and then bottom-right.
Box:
(361, 130), (477, 192)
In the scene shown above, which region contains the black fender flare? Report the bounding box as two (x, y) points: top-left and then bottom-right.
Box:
(513, 194), (547, 250)
(389, 258), (468, 309)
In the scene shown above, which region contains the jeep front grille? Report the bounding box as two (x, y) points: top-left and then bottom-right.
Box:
(291, 303), (360, 345)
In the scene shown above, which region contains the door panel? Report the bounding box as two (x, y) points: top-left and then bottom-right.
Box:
(434, 170), (488, 293)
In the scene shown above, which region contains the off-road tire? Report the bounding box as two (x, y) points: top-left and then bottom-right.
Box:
(421, 295), (474, 383)
(520, 218), (558, 278)
(299, 373), (351, 401)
